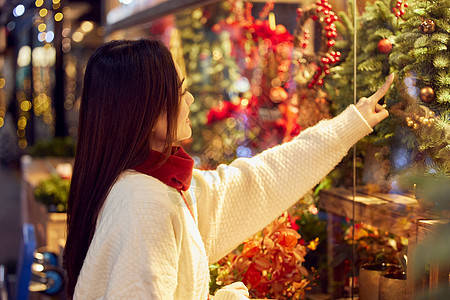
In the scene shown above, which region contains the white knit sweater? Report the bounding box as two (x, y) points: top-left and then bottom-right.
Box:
(73, 105), (372, 300)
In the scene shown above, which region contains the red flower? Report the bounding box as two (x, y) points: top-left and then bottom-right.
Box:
(244, 264), (262, 287)
(255, 282), (270, 295)
(206, 101), (241, 124)
(287, 215), (300, 231)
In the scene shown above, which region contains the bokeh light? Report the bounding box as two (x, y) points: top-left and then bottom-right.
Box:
(54, 12), (63, 22)
(13, 5), (25, 17)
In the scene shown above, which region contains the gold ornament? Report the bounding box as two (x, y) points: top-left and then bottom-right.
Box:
(420, 19), (436, 34)
(419, 86), (435, 103)
(413, 123), (419, 130)
(407, 120), (414, 127)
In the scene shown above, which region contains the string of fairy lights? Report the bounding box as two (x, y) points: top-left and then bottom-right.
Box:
(10, 0), (66, 149)
(0, 77), (5, 129)
(6, 0), (97, 149)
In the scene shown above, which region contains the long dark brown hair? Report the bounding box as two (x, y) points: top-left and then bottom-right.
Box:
(63, 39), (181, 297)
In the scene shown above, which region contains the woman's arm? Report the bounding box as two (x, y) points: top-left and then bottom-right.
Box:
(192, 75), (394, 263)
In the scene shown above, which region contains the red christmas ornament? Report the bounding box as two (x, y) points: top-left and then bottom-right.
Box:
(377, 39), (393, 53)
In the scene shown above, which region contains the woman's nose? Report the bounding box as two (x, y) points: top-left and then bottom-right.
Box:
(187, 92), (194, 105)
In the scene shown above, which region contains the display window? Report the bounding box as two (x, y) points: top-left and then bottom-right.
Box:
(100, 0), (449, 299)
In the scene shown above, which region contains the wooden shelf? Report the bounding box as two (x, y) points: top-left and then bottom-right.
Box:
(319, 187), (448, 299)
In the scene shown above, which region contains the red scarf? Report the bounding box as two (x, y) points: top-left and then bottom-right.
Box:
(132, 146), (194, 192)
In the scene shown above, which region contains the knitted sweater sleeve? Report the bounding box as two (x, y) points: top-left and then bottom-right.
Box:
(192, 105), (372, 263)
(74, 175), (182, 300)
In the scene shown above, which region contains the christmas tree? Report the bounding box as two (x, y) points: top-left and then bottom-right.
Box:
(323, 0), (449, 188)
(320, 0), (404, 187)
(324, 0), (402, 116)
(389, 0), (450, 175)
(389, 3), (450, 297)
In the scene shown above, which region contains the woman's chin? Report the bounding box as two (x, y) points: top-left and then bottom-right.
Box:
(177, 131), (192, 142)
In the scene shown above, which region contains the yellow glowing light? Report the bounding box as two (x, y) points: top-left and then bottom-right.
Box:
(17, 129), (25, 137)
(20, 101), (32, 112)
(39, 8), (48, 17)
(0, 78), (5, 89)
(35, 0), (44, 7)
(53, 3), (61, 10)
(192, 9), (202, 20)
(81, 21), (94, 33)
(18, 117), (27, 129)
(38, 23), (46, 32)
(241, 98), (249, 106)
(54, 12), (63, 22)
(0, 118), (4, 128)
(17, 46), (31, 67)
(53, 0), (61, 4)
(72, 31), (84, 42)
(32, 263), (44, 272)
(19, 139), (28, 149)
(269, 12), (276, 31)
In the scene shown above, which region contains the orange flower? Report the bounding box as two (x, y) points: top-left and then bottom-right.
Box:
(242, 240), (261, 258)
(277, 229), (301, 249)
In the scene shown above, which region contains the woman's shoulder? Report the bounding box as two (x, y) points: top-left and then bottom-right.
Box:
(114, 169), (168, 190)
(106, 170), (178, 209)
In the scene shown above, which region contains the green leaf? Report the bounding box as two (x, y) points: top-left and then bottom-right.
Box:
(375, 0), (394, 21)
(413, 47), (428, 57)
(414, 35), (430, 48)
(338, 11), (354, 35)
(412, 8), (427, 17)
(437, 88), (450, 103)
(431, 33), (449, 45)
(358, 58), (383, 72)
(362, 42), (377, 54)
(434, 54), (450, 69)
(437, 71), (450, 85)
(373, 28), (394, 39)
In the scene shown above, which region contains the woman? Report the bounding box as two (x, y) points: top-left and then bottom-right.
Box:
(63, 39), (393, 299)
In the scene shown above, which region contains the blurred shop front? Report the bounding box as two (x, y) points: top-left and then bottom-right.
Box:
(1, 0), (448, 299)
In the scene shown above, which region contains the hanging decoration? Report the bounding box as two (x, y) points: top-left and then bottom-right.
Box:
(205, 0), (338, 160)
(419, 86), (435, 103)
(391, 0), (408, 19)
(293, 0), (340, 89)
(419, 19), (436, 34)
(377, 38), (393, 54)
(405, 106), (436, 130)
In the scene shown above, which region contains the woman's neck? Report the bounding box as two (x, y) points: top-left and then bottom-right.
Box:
(151, 141), (166, 152)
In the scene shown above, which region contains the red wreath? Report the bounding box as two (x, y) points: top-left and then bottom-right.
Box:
(292, 0), (341, 89)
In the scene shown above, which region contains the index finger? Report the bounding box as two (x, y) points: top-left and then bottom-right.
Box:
(368, 73), (395, 103)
